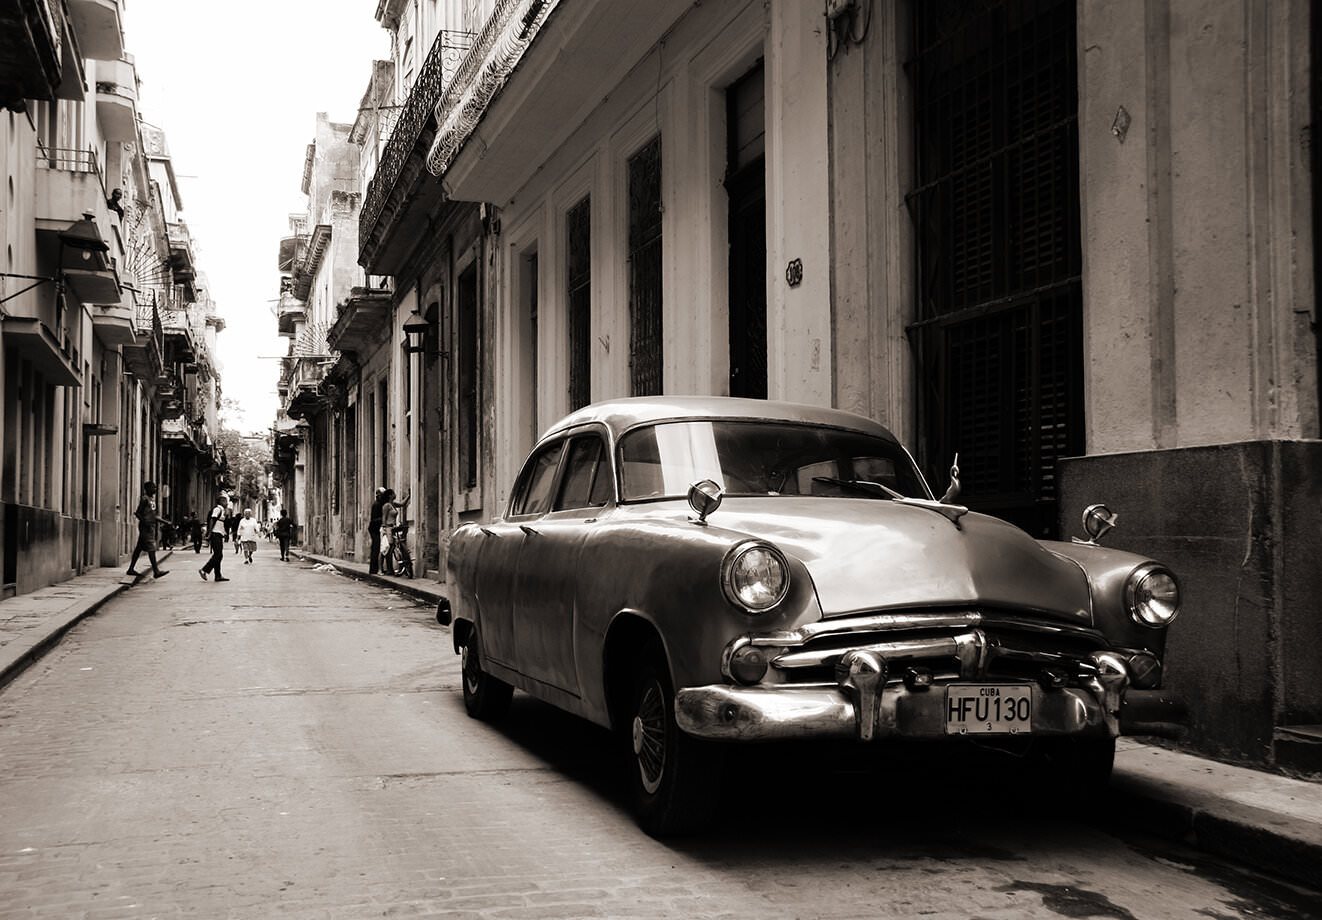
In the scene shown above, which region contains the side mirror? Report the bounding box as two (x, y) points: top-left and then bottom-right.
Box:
(939, 453), (961, 504)
(1076, 503), (1119, 545)
(687, 479), (724, 524)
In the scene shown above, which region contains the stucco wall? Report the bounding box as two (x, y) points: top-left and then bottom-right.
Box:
(1078, 0), (1317, 452)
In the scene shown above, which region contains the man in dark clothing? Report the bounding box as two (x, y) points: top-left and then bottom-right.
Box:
(274, 510), (293, 561)
(189, 511), (204, 553)
(199, 494), (230, 582)
(126, 481), (169, 579)
(368, 487), (386, 574)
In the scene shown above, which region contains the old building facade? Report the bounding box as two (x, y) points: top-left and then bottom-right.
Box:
(280, 0), (1319, 771)
(1, 0), (226, 596)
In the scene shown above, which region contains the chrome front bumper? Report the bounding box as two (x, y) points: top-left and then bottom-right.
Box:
(676, 650), (1187, 743)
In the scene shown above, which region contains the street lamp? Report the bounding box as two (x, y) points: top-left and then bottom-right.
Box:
(0, 213), (114, 305)
(402, 308), (431, 355)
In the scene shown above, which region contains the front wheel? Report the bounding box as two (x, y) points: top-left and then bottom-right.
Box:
(626, 657), (723, 837)
(461, 629), (512, 721)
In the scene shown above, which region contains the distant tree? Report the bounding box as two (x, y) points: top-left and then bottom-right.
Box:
(216, 399), (271, 512)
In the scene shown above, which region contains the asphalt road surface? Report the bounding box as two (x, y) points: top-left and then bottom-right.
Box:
(0, 550), (1317, 919)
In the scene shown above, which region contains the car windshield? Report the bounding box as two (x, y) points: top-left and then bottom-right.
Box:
(618, 420), (929, 502)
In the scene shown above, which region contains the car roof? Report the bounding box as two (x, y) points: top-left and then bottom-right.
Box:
(542, 396), (902, 444)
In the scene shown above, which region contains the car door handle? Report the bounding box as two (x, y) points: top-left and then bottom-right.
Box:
(519, 524), (539, 536)
(479, 526), (495, 536)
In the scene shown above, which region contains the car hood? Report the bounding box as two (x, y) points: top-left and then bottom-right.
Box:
(704, 497), (1092, 625)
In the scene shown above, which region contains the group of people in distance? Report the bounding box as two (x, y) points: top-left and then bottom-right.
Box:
(125, 480), (293, 584)
(367, 486), (408, 575)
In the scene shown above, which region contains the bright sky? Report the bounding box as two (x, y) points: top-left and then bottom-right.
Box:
(122, 1), (388, 434)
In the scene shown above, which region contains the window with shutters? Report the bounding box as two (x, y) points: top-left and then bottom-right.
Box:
(457, 263), (480, 492)
(628, 136), (663, 396)
(906, 0), (1083, 537)
(567, 196), (592, 411)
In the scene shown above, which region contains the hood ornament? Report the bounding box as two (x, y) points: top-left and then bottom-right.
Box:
(1072, 503), (1118, 545)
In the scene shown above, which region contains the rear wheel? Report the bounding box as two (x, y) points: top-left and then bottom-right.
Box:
(461, 629), (512, 721)
(625, 656), (722, 837)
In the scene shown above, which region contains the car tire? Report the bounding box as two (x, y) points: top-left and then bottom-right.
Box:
(461, 630), (512, 721)
(626, 656), (723, 837)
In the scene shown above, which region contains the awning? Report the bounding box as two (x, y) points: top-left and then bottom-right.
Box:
(2, 316), (80, 386)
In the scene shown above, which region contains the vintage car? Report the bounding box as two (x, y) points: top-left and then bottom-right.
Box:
(441, 397), (1188, 835)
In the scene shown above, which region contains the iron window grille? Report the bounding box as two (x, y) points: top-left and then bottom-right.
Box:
(628, 136), (664, 397)
(905, 0), (1083, 538)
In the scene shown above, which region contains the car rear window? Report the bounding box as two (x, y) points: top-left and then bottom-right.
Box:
(618, 421), (927, 501)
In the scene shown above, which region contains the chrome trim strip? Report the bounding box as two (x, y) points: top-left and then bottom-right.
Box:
(748, 610), (1104, 649)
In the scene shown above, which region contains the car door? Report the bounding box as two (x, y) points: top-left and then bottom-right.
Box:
(511, 431), (612, 694)
(476, 438), (564, 669)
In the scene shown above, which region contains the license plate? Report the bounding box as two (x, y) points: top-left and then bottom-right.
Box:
(944, 685), (1032, 734)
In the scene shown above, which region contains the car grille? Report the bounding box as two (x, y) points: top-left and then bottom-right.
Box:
(759, 608), (1107, 687)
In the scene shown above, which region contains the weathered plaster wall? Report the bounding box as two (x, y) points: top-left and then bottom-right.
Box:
(1078, 0), (1317, 452)
(825, 1), (914, 445)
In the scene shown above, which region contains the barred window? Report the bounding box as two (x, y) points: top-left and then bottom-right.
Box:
(628, 136), (663, 396)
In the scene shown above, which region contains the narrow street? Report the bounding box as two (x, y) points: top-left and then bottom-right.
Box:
(0, 550), (1314, 919)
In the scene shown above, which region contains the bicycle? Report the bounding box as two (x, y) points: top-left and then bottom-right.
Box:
(382, 519), (414, 579)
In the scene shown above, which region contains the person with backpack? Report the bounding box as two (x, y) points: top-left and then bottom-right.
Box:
(198, 494), (230, 582)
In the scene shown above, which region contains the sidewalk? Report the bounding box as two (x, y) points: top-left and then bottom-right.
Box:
(0, 549), (173, 690)
(3, 548), (1319, 887)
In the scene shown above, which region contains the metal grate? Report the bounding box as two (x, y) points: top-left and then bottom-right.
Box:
(907, 0), (1082, 538)
(628, 136), (663, 396)
(566, 197), (591, 410)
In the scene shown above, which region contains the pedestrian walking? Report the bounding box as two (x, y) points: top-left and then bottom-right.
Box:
(274, 509), (293, 561)
(368, 486), (386, 574)
(188, 511), (203, 553)
(126, 481), (169, 579)
(199, 494), (230, 582)
(237, 509), (260, 564)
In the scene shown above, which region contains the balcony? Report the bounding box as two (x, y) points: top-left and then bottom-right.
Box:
(94, 57), (137, 141)
(90, 302), (135, 346)
(0, 0), (63, 107)
(284, 356), (333, 420)
(358, 27), (474, 274)
(430, 0), (691, 201)
(160, 308), (196, 364)
(291, 224), (331, 301)
(35, 146), (109, 228)
(276, 291), (306, 337)
(327, 286), (391, 355)
(122, 301), (163, 380)
(67, 0), (124, 61)
(166, 221), (197, 298)
(161, 416), (197, 451)
(278, 233), (307, 274)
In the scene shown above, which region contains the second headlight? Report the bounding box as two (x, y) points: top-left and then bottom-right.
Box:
(722, 541), (790, 613)
(1126, 563), (1181, 627)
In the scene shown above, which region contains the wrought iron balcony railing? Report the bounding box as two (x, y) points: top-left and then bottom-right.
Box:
(359, 28), (474, 247)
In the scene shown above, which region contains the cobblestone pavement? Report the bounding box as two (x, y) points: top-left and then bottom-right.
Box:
(0, 554), (1315, 919)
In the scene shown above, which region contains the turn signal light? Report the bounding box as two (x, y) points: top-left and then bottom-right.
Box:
(730, 644), (769, 685)
(1127, 651), (1162, 689)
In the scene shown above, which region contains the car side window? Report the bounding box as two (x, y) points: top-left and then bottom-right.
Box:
(510, 441), (563, 517)
(556, 435), (612, 510)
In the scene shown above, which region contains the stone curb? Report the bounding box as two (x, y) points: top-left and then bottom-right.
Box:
(1107, 771), (1322, 888)
(292, 550), (445, 609)
(0, 550), (174, 691)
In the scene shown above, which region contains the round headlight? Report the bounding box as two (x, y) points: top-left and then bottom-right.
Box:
(722, 541), (790, 613)
(1126, 564), (1181, 627)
